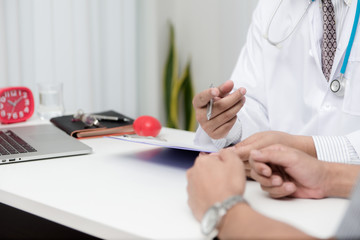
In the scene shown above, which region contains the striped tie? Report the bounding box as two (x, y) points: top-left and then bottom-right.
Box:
(321, 0), (337, 81)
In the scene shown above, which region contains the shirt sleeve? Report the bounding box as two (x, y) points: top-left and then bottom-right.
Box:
(194, 119), (242, 150)
(211, 119), (243, 149)
(335, 177), (360, 239)
(313, 136), (360, 164)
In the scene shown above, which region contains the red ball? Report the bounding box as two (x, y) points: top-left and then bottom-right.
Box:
(133, 115), (162, 137)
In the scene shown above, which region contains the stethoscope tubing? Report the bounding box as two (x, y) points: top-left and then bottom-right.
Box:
(340, 0), (360, 75)
(265, 0), (360, 81)
(264, 0), (315, 47)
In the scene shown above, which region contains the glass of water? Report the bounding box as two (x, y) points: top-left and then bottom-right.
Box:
(37, 82), (65, 120)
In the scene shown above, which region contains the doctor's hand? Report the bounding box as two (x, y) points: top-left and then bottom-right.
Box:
(192, 80), (246, 139)
(186, 148), (246, 221)
(234, 131), (316, 177)
(249, 144), (327, 199)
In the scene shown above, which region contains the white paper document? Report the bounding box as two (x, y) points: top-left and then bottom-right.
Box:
(108, 128), (217, 153)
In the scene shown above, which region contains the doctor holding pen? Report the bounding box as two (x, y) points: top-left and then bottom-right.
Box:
(193, 0), (360, 173)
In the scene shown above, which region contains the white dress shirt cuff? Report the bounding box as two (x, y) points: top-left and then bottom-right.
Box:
(211, 118), (242, 149)
(313, 136), (360, 164)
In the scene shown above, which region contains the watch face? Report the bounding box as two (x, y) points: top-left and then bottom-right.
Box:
(201, 206), (219, 235)
(0, 87), (35, 124)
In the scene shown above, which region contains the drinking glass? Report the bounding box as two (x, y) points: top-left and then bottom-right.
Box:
(37, 82), (65, 120)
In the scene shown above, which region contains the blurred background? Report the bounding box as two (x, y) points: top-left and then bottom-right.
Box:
(0, 0), (258, 128)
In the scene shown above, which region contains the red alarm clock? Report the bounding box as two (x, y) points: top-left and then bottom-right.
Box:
(0, 86), (35, 124)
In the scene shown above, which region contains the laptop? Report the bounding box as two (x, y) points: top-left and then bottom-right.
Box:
(0, 124), (92, 164)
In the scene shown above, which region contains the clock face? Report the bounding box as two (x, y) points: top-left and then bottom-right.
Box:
(201, 206), (219, 235)
(0, 87), (35, 124)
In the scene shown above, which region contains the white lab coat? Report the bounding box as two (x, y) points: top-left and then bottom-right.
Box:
(195, 0), (360, 156)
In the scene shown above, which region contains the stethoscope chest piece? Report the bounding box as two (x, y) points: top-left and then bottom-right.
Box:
(329, 0), (360, 97)
(330, 75), (346, 97)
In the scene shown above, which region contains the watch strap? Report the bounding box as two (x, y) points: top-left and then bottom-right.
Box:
(222, 195), (246, 211)
(201, 195), (246, 238)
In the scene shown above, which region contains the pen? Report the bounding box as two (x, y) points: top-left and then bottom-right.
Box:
(72, 109), (131, 126)
(91, 114), (130, 122)
(207, 84), (214, 120)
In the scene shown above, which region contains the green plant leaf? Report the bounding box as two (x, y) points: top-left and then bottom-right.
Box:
(169, 76), (182, 129)
(163, 23), (196, 131)
(179, 61), (196, 131)
(163, 23), (178, 128)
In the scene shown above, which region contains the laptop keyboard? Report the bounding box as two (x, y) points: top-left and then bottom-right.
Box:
(0, 130), (37, 155)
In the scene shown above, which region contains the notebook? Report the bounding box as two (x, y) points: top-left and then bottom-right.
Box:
(50, 110), (135, 138)
(0, 124), (92, 165)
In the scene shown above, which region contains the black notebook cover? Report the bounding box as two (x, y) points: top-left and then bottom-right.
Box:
(50, 110), (135, 138)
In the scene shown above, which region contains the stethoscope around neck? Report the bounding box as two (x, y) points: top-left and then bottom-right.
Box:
(264, 0), (360, 97)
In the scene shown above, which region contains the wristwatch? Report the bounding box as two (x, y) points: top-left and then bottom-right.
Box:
(201, 195), (246, 238)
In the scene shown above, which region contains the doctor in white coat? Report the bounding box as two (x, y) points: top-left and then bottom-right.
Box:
(193, 0), (360, 169)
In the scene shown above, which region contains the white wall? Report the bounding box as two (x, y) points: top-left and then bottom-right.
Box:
(137, 0), (259, 123)
(0, 0), (137, 118)
(0, 0), (258, 124)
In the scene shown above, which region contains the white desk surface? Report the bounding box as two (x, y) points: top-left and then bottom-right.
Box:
(0, 119), (349, 239)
